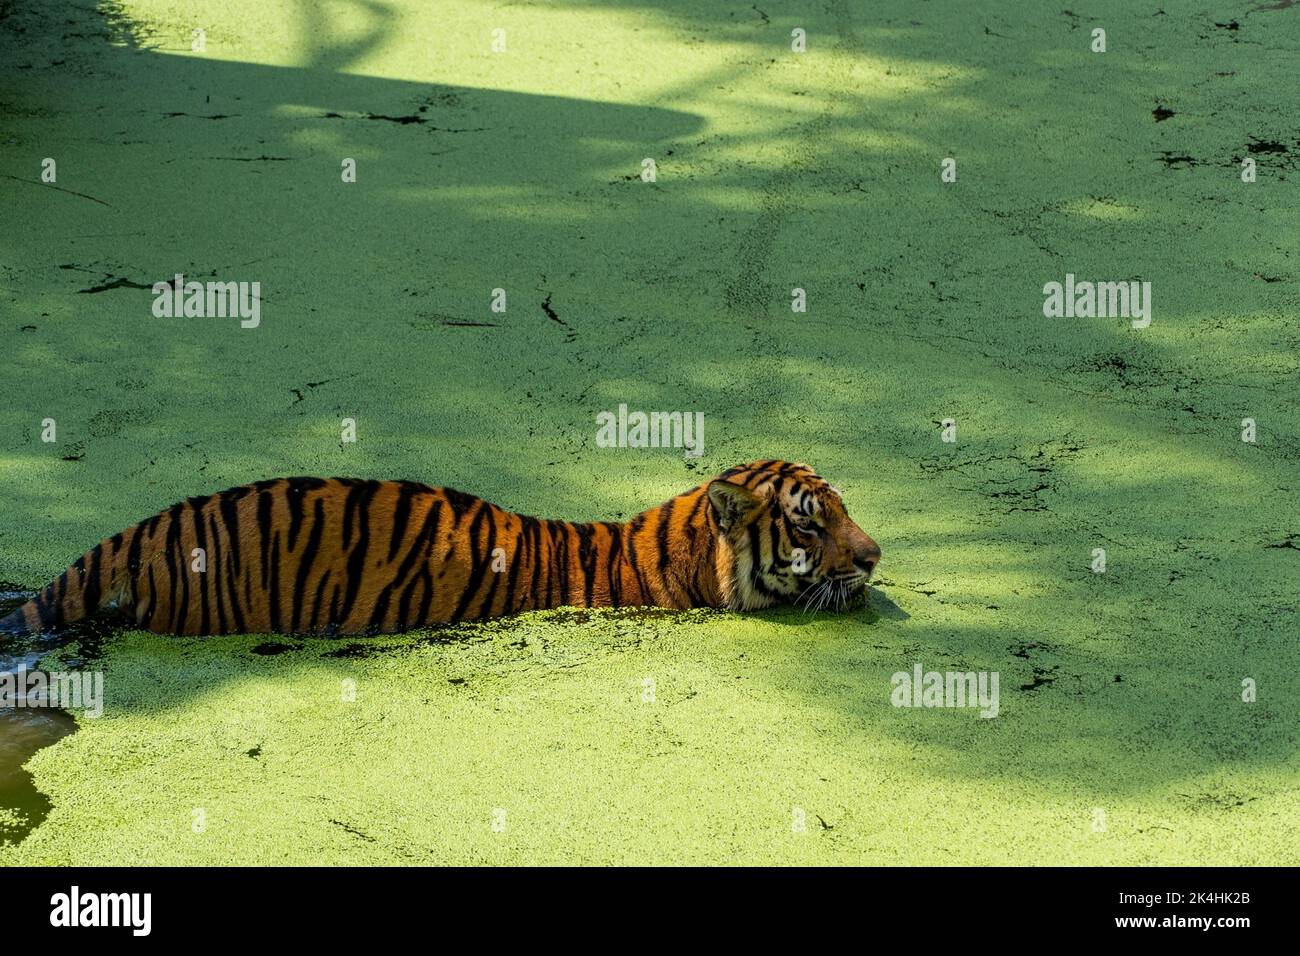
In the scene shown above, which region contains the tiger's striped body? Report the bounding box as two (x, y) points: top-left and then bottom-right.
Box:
(0, 461), (881, 637)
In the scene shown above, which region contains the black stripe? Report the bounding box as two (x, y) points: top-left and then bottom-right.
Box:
(341, 481), (370, 549)
(397, 569), (421, 629)
(164, 505), (186, 633)
(53, 572), (69, 627)
(533, 517), (549, 609)
(284, 477), (326, 552)
(367, 583), (393, 633)
(141, 564), (159, 628)
(378, 503), (442, 628)
(82, 544), (103, 617)
(574, 523), (596, 607)
(442, 487), (479, 525)
(683, 492), (708, 550)
(387, 484), (417, 562)
(656, 499), (676, 570)
(501, 519), (525, 615)
(551, 521), (571, 606)
(624, 516), (652, 604)
(415, 567), (434, 625)
(286, 482), (307, 552)
(364, 520), (435, 631)
(747, 522), (765, 587)
(327, 581), (341, 634)
(520, 517), (542, 611)
(389, 500), (441, 591)
(308, 570), (332, 634)
(338, 482), (380, 625)
(267, 530), (283, 633)
(603, 523), (623, 606)
(450, 506), (494, 621)
(257, 489), (275, 589)
(217, 491), (244, 576)
(226, 542), (246, 634)
(291, 499), (327, 633)
(35, 585), (55, 628)
(191, 498), (211, 635)
(208, 513), (228, 634)
(769, 518), (788, 570)
(474, 516), (503, 619)
(68, 556), (86, 621)
(126, 524), (145, 577)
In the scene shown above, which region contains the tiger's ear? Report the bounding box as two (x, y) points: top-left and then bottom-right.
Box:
(707, 479), (762, 531)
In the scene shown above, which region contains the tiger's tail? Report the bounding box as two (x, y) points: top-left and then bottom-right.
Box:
(0, 600), (33, 637)
(0, 537), (136, 639)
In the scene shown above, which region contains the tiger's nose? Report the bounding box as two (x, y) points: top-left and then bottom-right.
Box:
(853, 539), (882, 576)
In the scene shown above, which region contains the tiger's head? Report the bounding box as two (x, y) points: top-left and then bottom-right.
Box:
(706, 460), (881, 613)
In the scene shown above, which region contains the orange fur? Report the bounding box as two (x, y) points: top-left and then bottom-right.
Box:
(0, 461), (880, 637)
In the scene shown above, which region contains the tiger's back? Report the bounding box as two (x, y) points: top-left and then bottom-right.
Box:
(3, 478), (524, 636)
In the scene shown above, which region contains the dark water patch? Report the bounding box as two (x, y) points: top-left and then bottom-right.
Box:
(1011, 641), (1053, 659)
(318, 626), (484, 658)
(250, 641), (303, 655)
(0, 646), (78, 845)
(0, 590), (122, 844)
(0, 705), (77, 845)
(1247, 138), (1290, 154)
(75, 275), (153, 294)
(535, 606), (721, 626)
(321, 642), (373, 659)
(1020, 665), (1059, 692)
(1233, 137), (1300, 172)
(162, 111), (235, 120)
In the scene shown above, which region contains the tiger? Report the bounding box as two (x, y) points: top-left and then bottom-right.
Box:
(0, 460), (881, 638)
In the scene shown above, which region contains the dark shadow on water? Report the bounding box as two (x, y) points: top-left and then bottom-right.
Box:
(751, 584), (910, 627)
(866, 587), (910, 621)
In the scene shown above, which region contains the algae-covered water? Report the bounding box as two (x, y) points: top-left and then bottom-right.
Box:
(1, 1), (1297, 864)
